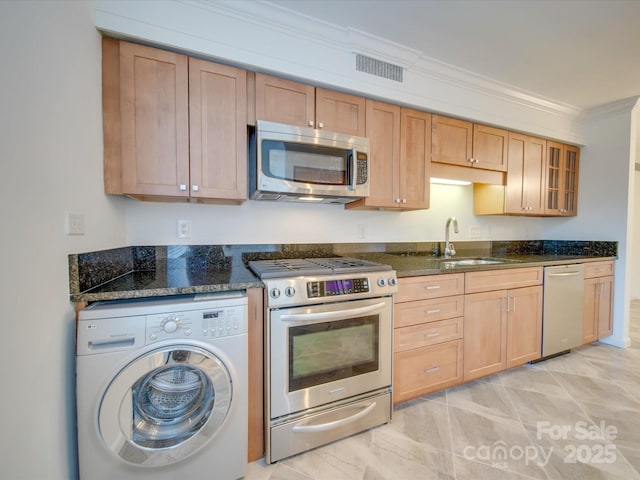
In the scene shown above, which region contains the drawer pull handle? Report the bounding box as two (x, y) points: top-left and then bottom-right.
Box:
(425, 309), (441, 315)
(425, 285), (441, 290)
(424, 365), (440, 374)
(425, 332), (440, 338)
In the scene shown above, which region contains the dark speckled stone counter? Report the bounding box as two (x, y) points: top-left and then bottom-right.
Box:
(68, 241), (617, 303)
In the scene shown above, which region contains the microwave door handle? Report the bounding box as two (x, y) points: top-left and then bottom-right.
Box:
(279, 301), (386, 323)
(349, 148), (357, 191)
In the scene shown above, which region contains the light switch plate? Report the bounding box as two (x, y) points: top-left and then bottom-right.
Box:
(66, 211), (85, 235)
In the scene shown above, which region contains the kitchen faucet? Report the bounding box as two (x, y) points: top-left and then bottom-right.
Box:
(444, 217), (459, 258)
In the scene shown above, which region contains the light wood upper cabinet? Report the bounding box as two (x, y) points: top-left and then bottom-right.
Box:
(546, 142), (579, 216)
(432, 115), (508, 172)
(348, 101), (430, 210)
(113, 40), (190, 198)
(189, 59), (247, 201)
(474, 133), (546, 215)
(253, 73), (365, 136)
(103, 39), (247, 202)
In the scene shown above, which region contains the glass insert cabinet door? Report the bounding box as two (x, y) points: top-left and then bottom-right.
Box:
(546, 142), (579, 216)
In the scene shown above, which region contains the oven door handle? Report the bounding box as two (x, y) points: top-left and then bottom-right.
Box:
(279, 302), (386, 323)
(292, 401), (377, 433)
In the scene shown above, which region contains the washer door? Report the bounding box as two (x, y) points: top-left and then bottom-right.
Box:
(99, 345), (232, 467)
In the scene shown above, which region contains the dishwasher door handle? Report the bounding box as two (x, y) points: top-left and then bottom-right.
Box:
(547, 271), (582, 277)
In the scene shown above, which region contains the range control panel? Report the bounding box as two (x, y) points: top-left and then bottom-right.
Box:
(264, 271), (398, 308)
(307, 277), (370, 298)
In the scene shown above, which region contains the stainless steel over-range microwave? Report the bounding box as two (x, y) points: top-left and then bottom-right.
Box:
(249, 120), (370, 203)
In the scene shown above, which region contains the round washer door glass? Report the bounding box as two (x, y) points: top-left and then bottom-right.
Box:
(99, 345), (232, 467)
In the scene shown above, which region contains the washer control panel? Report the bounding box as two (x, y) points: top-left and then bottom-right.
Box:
(146, 304), (246, 343)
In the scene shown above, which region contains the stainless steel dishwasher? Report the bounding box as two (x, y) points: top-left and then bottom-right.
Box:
(542, 264), (584, 357)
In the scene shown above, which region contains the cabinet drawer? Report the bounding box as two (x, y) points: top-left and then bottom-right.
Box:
(394, 317), (463, 352)
(394, 295), (464, 328)
(393, 339), (463, 403)
(584, 261), (614, 279)
(396, 274), (464, 303)
(465, 267), (543, 294)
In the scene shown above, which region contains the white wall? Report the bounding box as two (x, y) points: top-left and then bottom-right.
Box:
(125, 184), (549, 245)
(633, 166), (640, 300)
(0, 2), (126, 479)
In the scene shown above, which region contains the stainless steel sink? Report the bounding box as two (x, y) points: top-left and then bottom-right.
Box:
(439, 257), (521, 268)
(442, 258), (503, 266)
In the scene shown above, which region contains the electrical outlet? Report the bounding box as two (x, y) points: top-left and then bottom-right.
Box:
(177, 220), (192, 239)
(357, 224), (367, 239)
(469, 225), (482, 239)
(66, 211), (85, 235)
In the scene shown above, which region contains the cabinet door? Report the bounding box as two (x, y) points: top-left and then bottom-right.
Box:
(562, 145), (580, 216)
(189, 59), (247, 201)
(463, 290), (508, 381)
(506, 286), (543, 367)
(352, 100), (400, 208)
(400, 108), (431, 209)
(597, 276), (614, 338)
(546, 142), (579, 216)
(254, 73), (315, 128)
(431, 115), (473, 167)
(119, 42), (190, 197)
(472, 124), (508, 171)
(314, 88), (365, 136)
(506, 134), (546, 215)
(583, 277), (599, 344)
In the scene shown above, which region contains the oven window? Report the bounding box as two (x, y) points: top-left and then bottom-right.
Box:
(262, 140), (348, 185)
(288, 315), (379, 391)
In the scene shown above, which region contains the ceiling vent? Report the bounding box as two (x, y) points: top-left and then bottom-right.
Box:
(355, 54), (404, 82)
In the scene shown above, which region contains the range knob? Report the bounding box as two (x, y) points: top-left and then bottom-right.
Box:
(161, 316), (181, 333)
(388, 277), (397, 286)
(285, 286), (296, 297)
(270, 288), (281, 299)
(377, 278), (386, 287)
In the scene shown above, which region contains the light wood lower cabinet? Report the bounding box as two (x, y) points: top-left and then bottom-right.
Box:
(463, 268), (543, 381)
(393, 274), (464, 403)
(583, 261), (615, 343)
(394, 340), (463, 403)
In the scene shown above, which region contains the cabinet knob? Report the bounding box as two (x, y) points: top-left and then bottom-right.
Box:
(179, 184), (187, 191)
(192, 185), (199, 192)
(317, 122), (324, 129)
(402, 198), (407, 204)
(308, 120), (314, 127)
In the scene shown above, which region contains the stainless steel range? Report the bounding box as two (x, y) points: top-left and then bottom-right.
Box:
(249, 257), (398, 463)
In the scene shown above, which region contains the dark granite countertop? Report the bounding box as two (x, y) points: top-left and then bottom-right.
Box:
(351, 252), (617, 278)
(68, 241), (617, 303)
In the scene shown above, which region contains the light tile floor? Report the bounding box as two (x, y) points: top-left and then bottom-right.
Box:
(245, 301), (640, 479)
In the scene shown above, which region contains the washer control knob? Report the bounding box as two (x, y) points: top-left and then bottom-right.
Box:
(161, 316), (181, 333)
(285, 286), (296, 297)
(377, 278), (386, 287)
(388, 277), (397, 286)
(270, 288), (281, 299)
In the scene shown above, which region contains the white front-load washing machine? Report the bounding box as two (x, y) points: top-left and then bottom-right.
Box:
(76, 292), (248, 480)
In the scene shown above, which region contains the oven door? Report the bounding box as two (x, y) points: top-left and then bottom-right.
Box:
(268, 296), (392, 419)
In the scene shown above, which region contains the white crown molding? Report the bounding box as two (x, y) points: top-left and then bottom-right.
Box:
(580, 96), (640, 123)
